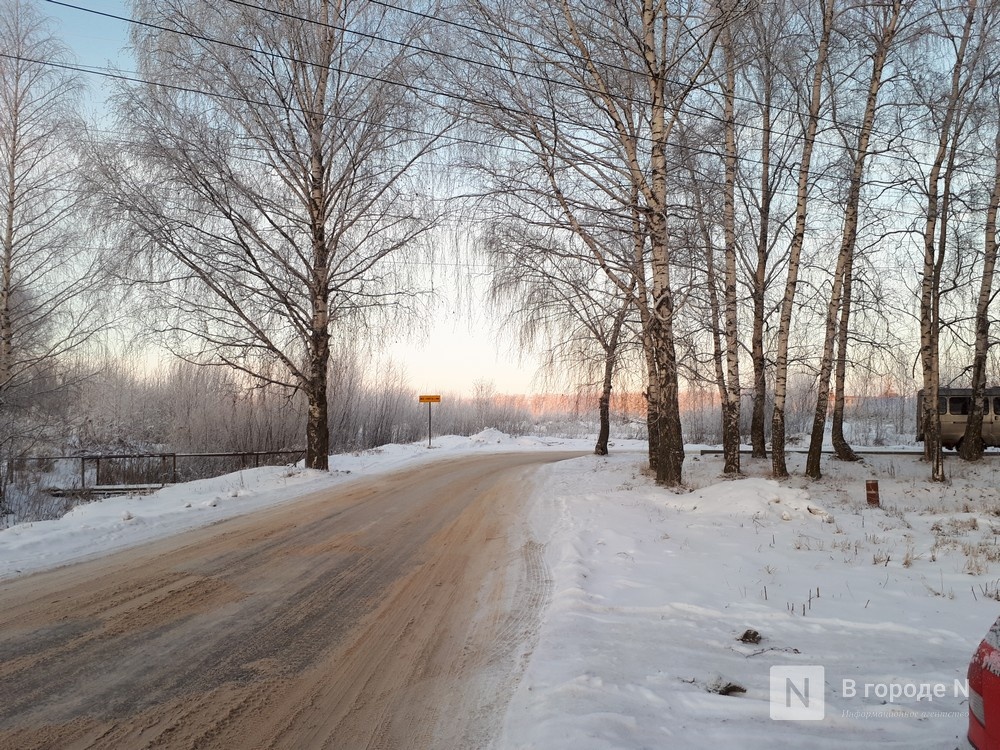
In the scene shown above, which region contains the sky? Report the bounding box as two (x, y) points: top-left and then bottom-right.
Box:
(40, 0), (540, 397)
(43, 0), (129, 76)
(385, 285), (540, 396)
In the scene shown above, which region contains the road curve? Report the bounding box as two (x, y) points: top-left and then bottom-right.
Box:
(0, 451), (581, 750)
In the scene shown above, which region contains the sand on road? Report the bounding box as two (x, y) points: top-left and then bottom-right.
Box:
(0, 451), (580, 749)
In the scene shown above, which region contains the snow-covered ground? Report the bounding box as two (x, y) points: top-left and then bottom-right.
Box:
(500, 447), (989, 749)
(0, 432), (990, 748)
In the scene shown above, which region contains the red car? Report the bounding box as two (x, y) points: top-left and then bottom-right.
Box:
(969, 616), (1000, 749)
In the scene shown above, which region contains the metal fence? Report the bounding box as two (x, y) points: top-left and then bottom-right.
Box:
(12, 450), (307, 494)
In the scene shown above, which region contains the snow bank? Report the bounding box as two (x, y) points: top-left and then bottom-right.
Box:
(500, 451), (989, 749)
(0, 466), (338, 578)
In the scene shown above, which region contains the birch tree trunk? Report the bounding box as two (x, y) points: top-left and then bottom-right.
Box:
(749, 90), (773, 460)
(633, 203), (661, 473)
(959, 117), (1000, 460)
(771, 0), (836, 478)
(595, 296), (631, 456)
(741, 3), (800, 462)
(830, 244), (859, 461)
(690, 173), (728, 459)
(804, 0), (903, 479)
(918, 0), (977, 482)
(720, 15), (741, 476)
(644, 0), (687, 485)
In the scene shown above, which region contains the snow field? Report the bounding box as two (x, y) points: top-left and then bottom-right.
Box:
(500, 449), (997, 749)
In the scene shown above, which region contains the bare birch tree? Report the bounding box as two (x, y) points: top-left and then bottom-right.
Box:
(92, 0), (449, 469)
(486, 226), (637, 455)
(959, 78), (1000, 459)
(459, 0), (723, 485)
(684, 161), (733, 452)
(0, 0), (105, 482)
(960, 135), (1000, 458)
(910, 0), (983, 480)
(0, 0), (101, 390)
(715, 0), (742, 475)
(771, 0), (837, 478)
(804, 0), (906, 478)
(737, 2), (801, 460)
(672, 109), (746, 467)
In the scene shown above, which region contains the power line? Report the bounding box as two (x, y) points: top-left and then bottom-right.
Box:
(1, 49), (960, 228)
(219, 0), (1000, 177)
(42, 0), (1000, 182)
(1, 50), (467, 147)
(48, 0), (658, 120)
(7, 6), (990, 226)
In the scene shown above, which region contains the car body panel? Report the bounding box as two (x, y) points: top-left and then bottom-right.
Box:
(969, 617), (1000, 749)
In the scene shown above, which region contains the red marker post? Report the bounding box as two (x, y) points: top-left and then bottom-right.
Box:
(865, 479), (880, 508)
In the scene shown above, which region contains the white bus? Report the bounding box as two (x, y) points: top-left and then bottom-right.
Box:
(916, 388), (1000, 450)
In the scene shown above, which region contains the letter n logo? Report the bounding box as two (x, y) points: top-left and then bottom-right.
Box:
(770, 666), (825, 720)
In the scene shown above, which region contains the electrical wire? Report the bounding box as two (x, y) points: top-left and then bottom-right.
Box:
(6, 48), (963, 226)
(41, 0), (1000, 182)
(3, 4), (988, 229)
(219, 0), (1000, 173)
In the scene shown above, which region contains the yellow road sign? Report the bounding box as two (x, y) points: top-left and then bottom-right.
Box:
(419, 395), (441, 403)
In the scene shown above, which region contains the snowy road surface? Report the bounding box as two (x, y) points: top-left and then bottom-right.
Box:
(0, 451), (581, 749)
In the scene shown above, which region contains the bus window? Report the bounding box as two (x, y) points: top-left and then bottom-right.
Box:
(986, 398), (992, 415)
(939, 397), (948, 414)
(950, 397), (971, 415)
(994, 397), (1000, 415)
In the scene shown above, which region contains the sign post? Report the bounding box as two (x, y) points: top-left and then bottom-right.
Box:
(418, 395), (441, 448)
